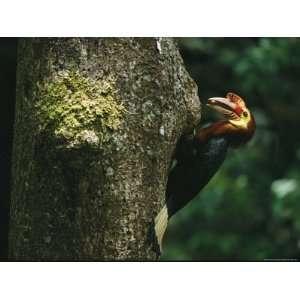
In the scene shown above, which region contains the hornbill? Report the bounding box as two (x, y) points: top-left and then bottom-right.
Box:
(154, 92), (256, 254)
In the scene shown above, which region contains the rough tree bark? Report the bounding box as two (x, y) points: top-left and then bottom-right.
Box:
(9, 38), (201, 261)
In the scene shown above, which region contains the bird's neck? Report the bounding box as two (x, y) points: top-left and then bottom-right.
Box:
(195, 121), (231, 143)
(195, 120), (254, 147)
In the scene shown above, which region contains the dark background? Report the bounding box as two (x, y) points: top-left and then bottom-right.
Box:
(0, 38), (17, 260)
(1, 38), (300, 261)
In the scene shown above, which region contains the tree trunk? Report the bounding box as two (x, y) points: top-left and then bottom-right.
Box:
(9, 38), (201, 261)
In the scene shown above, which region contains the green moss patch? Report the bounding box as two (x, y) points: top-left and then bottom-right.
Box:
(35, 70), (125, 148)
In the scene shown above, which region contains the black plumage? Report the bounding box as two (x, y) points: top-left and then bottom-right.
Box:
(166, 134), (229, 217)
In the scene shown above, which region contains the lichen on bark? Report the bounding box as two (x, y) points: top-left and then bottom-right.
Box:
(35, 70), (125, 149)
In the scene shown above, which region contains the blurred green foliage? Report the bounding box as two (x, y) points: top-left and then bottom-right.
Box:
(162, 38), (300, 261)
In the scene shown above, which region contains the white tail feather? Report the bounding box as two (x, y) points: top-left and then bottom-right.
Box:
(154, 205), (169, 253)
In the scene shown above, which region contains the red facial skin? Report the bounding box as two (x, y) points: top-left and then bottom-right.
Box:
(234, 106), (244, 116)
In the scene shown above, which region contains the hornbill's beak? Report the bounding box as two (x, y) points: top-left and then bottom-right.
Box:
(206, 96), (241, 120)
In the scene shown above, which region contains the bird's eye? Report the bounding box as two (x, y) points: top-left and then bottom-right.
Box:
(242, 111), (248, 117)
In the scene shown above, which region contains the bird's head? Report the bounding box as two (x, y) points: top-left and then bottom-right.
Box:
(207, 92), (252, 129)
(206, 92), (255, 145)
